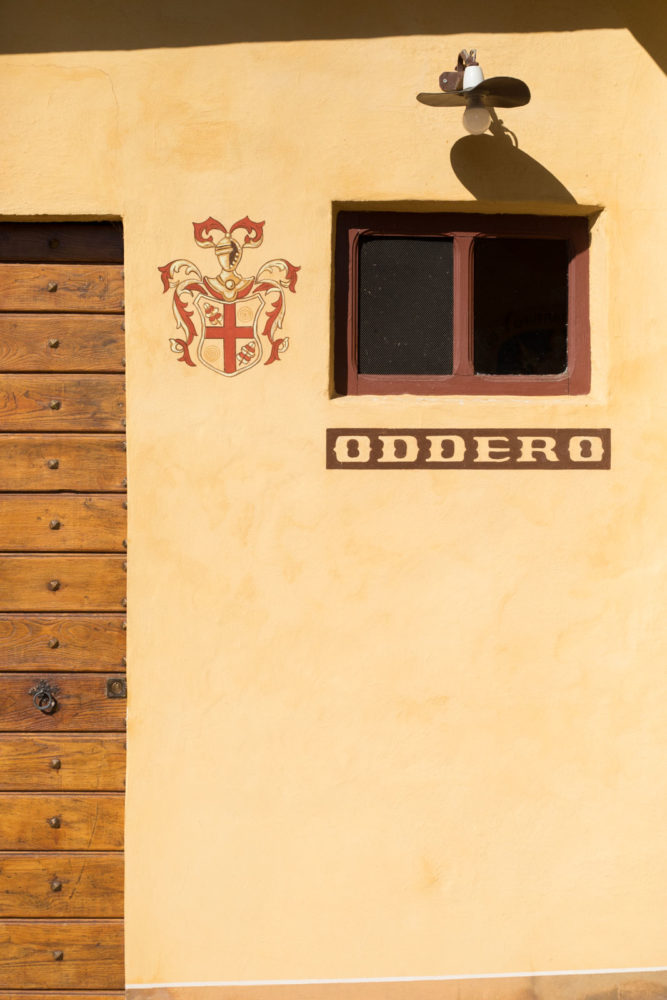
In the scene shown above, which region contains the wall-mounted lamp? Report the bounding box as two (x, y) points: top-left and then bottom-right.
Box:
(417, 49), (530, 134)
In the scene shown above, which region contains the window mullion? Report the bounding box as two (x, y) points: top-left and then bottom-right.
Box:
(452, 234), (474, 376)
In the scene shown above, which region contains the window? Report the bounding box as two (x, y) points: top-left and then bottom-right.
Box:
(334, 212), (590, 395)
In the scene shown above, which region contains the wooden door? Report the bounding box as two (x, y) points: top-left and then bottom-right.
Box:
(0, 223), (126, 999)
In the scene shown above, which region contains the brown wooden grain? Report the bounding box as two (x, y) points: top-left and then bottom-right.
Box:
(0, 852), (123, 918)
(0, 315), (125, 372)
(0, 225), (126, 966)
(0, 495), (127, 551)
(0, 264), (124, 313)
(0, 435), (126, 492)
(0, 993), (124, 1000)
(0, 615), (126, 672)
(0, 794), (124, 850)
(0, 556), (126, 612)
(0, 375), (125, 431)
(0, 674), (126, 732)
(0, 735), (125, 791)
(0, 919), (123, 989)
(0, 222), (123, 264)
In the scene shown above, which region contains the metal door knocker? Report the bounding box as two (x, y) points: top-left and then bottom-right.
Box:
(30, 680), (59, 715)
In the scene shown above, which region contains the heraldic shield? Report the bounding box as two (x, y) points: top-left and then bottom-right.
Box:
(158, 216), (299, 377)
(196, 292), (263, 376)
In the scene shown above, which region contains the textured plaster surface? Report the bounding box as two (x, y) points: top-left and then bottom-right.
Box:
(1, 8), (666, 986)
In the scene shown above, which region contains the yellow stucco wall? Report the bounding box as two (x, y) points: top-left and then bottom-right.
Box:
(2, 5), (666, 987)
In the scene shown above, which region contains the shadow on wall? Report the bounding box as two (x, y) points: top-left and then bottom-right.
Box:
(450, 122), (576, 204)
(1, 0), (665, 78)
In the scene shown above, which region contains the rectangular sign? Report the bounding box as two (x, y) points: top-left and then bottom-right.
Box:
(326, 429), (611, 470)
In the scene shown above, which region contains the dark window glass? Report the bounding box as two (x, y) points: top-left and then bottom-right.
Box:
(473, 237), (568, 375)
(358, 236), (454, 375)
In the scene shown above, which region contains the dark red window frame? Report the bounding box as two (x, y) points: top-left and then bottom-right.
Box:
(334, 211), (591, 396)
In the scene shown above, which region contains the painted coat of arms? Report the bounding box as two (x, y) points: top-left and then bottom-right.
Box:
(159, 217), (299, 376)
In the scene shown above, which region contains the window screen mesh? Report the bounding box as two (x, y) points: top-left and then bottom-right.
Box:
(358, 237), (454, 375)
(473, 237), (568, 375)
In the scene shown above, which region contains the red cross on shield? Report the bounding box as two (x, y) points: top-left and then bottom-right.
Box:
(195, 295), (262, 376)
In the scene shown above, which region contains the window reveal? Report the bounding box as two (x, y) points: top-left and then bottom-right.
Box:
(334, 212), (590, 395)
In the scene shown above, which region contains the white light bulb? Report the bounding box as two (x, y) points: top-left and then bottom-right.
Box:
(462, 103), (491, 135)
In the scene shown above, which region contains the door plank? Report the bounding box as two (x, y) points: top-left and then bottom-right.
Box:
(0, 794), (124, 850)
(0, 556), (126, 612)
(0, 495), (127, 551)
(0, 615), (126, 672)
(0, 375), (125, 431)
(0, 675), (126, 732)
(0, 222), (123, 264)
(0, 919), (123, 989)
(0, 435), (126, 492)
(0, 264), (124, 313)
(0, 993), (124, 1000)
(0, 853), (123, 918)
(0, 735), (125, 791)
(0, 994), (124, 1000)
(0, 315), (124, 372)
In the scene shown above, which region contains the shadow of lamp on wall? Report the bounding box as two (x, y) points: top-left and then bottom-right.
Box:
(418, 49), (576, 204)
